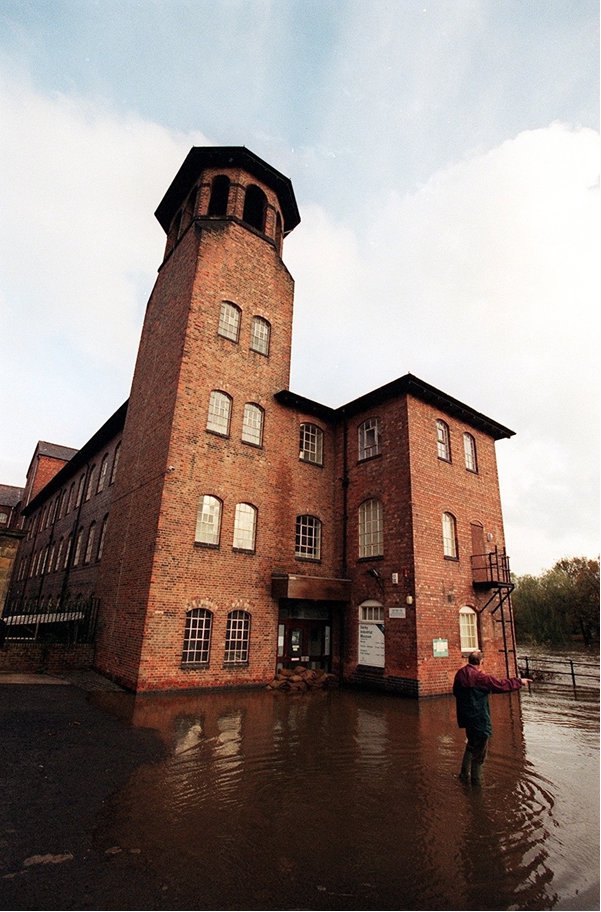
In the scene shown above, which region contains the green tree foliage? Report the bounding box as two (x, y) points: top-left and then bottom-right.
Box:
(512, 556), (600, 645)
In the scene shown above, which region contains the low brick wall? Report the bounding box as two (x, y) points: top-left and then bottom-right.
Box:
(0, 642), (94, 675)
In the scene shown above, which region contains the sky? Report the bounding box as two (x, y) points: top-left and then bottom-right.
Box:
(0, 0), (598, 577)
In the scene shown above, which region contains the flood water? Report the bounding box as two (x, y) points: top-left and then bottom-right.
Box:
(90, 651), (599, 911)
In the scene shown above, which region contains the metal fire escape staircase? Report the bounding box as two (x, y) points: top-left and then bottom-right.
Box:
(471, 547), (518, 677)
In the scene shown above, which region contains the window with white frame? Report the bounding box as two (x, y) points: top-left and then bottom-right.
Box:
(358, 417), (380, 460)
(182, 608), (213, 665)
(459, 606), (479, 652)
(358, 498), (383, 558)
(360, 602), (385, 623)
(295, 514), (322, 560)
(233, 503), (257, 551)
(218, 301), (241, 342)
(224, 610), (251, 664)
(241, 403), (264, 446)
(207, 391), (232, 436)
(436, 420), (451, 461)
(442, 511), (458, 559)
(250, 316), (270, 355)
(195, 495), (222, 546)
(463, 433), (478, 472)
(299, 423), (323, 465)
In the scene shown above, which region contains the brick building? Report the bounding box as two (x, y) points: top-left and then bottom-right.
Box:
(3, 146), (518, 695)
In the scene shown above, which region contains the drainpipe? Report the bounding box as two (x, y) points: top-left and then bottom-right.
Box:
(339, 409), (350, 682)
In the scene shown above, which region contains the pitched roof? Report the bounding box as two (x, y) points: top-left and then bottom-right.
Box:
(0, 484), (24, 507)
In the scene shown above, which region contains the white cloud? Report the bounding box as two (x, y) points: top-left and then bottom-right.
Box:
(0, 71), (210, 483)
(287, 123), (599, 574)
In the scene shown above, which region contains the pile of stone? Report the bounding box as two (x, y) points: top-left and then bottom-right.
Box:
(267, 666), (338, 692)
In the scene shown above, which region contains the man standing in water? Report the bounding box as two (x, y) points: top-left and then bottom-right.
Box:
(453, 651), (531, 785)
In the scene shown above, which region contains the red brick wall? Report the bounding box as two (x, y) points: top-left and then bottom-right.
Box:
(406, 394), (511, 694)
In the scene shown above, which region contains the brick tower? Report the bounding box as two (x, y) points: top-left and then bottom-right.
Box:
(95, 148), (300, 690)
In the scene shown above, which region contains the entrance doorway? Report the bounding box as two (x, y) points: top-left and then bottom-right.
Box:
(277, 614), (331, 671)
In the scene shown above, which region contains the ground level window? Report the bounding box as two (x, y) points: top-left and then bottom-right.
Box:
(182, 608), (213, 665)
(224, 610), (251, 664)
(459, 606), (478, 652)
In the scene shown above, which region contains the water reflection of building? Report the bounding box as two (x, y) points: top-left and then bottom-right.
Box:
(4, 146), (518, 695)
(95, 688), (555, 910)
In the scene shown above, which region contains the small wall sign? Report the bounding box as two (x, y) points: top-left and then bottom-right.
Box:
(389, 606), (406, 619)
(432, 638), (449, 658)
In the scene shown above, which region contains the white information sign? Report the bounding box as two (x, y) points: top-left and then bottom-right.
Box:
(389, 606), (406, 619)
(358, 623), (385, 668)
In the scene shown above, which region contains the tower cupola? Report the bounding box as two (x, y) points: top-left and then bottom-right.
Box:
(155, 146), (300, 259)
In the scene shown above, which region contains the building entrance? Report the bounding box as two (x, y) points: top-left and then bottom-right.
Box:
(277, 607), (331, 671)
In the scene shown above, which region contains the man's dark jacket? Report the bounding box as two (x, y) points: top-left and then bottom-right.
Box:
(453, 664), (523, 737)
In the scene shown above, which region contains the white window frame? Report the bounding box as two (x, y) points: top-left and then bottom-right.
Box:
(295, 514), (322, 560)
(241, 403), (264, 446)
(299, 423), (323, 465)
(358, 498), (383, 558)
(436, 420), (451, 461)
(250, 316), (270, 355)
(182, 608), (213, 665)
(459, 606), (479, 652)
(195, 495), (222, 546)
(358, 418), (380, 460)
(218, 301), (241, 342)
(442, 512), (458, 559)
(233, 503), (257, 551)
(463, 433), (478, 472)
(207, 391), (232, 436)
(224, 610), (251, 664)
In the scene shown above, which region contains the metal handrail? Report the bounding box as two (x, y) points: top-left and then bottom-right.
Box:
(518, 654), (600, 689)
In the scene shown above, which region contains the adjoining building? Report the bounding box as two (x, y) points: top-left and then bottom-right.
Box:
(3, 146), (518, 695)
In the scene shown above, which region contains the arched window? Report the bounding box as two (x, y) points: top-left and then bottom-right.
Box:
(84, 522), (96, 564)
(195, 495), (222, 546)
(97, 515), (109, 561)
(358, 499), (383, 558)
(85, 465), (96, 501)
(110, 442), (121, 485)
(358, 418), (380, 460)
(459, 606), (479, 652)
(241, 403), (264, 446)
(442, 512), (458, 559)
(436, 420), (451, 461)
(233, 503), (257, 551)
(250, 316), (271, 355)
(295, 515), (322, 560)
(182, 608), (213, 665)
(299, 423), (324, 465)
(97, 453), (109, 493)
(73, 527), (84, 566)
(218, 301), (241, 342)
(208, 175), (230, 216)
(207, 390), (232, 436)
(242, 184), (267, 232)
(463, 433), (478, 472)
(224, 610), (251, 664)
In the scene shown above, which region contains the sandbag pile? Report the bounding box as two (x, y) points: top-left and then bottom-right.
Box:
(267, 665), (338, 692)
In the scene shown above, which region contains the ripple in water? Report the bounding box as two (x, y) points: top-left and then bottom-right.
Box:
(92, 683), (598, 910)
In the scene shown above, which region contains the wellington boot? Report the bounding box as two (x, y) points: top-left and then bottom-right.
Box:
(459, 747), (472, 783)
(471, 761), (484, 786)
